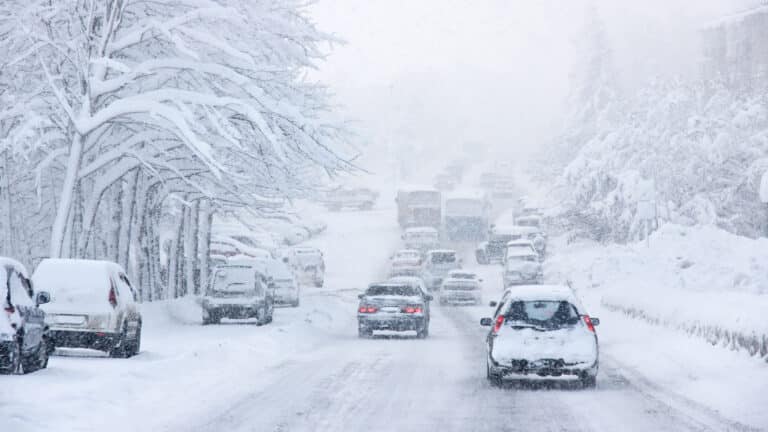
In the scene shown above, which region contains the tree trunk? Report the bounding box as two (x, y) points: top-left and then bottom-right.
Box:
(184, 200), (200, 296)
(50, 133), (84, 258)
(198, 202), (213, 296)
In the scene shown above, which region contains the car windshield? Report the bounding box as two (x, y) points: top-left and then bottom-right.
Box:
(516, 218), (540, 228)
(366, 285), (418, 297)
(211, 266), (257, 293)
(505, 301), (579, 329)
(450, 272), (474, 279)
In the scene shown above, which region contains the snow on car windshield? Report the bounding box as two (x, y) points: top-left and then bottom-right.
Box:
(366, 285), (418, 297)
(507, 301), (579, 328)
(211, 266), (257, 293)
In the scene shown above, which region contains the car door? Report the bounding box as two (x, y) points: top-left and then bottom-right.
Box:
(9, 269), (43, 352)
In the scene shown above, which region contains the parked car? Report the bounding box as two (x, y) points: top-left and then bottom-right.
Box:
(402, 227), (440, 253)
(0, 258), (52, 374)
(422, 249), (461, 291)
(322, 187), (379, 211)
(272, 265), (300, 307)
(357, 282), (432, 338)
(481, 285), (600, 388)
(286, 246), (325, 287)
(34, 259), (142, 358)
(502, 250), (543, 287)
(439, 270), (482, 305)
(202, 260), (275, 325)
(503, 239), (538, 263)
(389, 249), (423, 277)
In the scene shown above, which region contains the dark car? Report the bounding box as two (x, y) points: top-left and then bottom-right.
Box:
(357, 283), (433, 338)
(202, 261), (275, 325)
(1, 257), (52, 374)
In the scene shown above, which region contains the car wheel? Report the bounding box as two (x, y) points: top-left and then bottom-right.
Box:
(109, 325), (129, 358)
(487, 360), (502, 387)
(417, 326), (429, 339)
(358, 324), (372, 338)
(291, 298), (300, 308)
(0, 340), (22, 375)
(130, 322), (142, 356)
(581, 374), (597, 389)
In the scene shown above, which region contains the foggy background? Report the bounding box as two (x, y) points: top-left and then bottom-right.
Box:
(309, 0), (753, 178)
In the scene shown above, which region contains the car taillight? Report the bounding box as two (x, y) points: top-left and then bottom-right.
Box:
(358, 306), (377, 313)
(4, 305), (14, 314)
(493, 315), (505, 333)
(108, 287), (117, 308)
(583, 315), (595, 333)
(402, 305), (423, 314)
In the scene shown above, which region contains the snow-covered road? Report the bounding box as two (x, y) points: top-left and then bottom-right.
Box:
(1, 205), (764, 431)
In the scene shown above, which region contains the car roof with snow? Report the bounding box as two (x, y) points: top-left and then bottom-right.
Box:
(448, 270), (476, 278)
(395, 249), (421, 255)
(507, 239), (534, 246)
(426, 249), (457, 255)
(502, 285), (580, 304)
(292, 246), (321, 254)
(398, 184), (439, 193)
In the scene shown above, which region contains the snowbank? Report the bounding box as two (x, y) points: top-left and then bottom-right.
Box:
(546, 223), (768, 359)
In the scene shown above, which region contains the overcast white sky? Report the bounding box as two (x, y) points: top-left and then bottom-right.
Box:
(308, 0), (751, 174)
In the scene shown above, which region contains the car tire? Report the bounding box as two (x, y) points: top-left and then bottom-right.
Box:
(581, 374), (597, 389)
(476, 251), (489, 265)
(109, 325), (129, 358)
(487, 360), (502, 388)
(358, 325), (372, 338)
(417, 326), (429, 339)
(129, 322), (142, 357)
(21, 340), (48, 373)
(0, 340), (22, 375)
(291, 298), (300, 308)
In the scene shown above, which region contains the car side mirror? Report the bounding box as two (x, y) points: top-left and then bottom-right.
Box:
(591, 317), (600, 326)
(36, 291), (51, 306)
(478, 278), (484, 283)
(489, 301), (498, 307)
(357, 293), (365, 299)
(425, 294), (433, 301)
(480, 317), (492, 327)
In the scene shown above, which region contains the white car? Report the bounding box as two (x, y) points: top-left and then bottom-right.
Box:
(422, 249), (461, 291)
(272, 266), (300, 307)
(34, 259), (142, 358)
(439, 270), (482, 305)
(503, 251), (543, 287)
(389, 249), (423, 277)
(481, 285), (600, 388)
(503, 239), (538, 263)
(286, 246), (325, 287)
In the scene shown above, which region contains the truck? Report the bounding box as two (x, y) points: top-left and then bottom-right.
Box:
(444, 190), (491, 242)
(396, 187), (442, 229)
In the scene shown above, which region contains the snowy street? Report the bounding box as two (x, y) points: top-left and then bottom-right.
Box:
(3, 204), (763, 432)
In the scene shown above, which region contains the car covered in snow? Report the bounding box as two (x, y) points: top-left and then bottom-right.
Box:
(202, 261), (275, 325)
(357, 282), (432, 338)
(439, 270), (483, 305)
(476, 224), (518, 264)
(271, 263), (300, 307)
(322, 187), (379, 211)
(502, 250), (543, 287)
(421, 249), (462, 291)
(402, 227), (440, 253)
(1, 258), (52, 374)
(481, 285), (600, 388)
(503, 239), (538, 263)
(285, 246), (325, 287)
(34, 259), (142, 358)
(389, 249), (424, 277)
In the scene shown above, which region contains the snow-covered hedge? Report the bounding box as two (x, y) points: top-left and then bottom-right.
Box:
(547, 223), (768, 360)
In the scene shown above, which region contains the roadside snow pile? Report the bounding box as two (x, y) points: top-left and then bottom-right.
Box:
(547, 223), (768, 359)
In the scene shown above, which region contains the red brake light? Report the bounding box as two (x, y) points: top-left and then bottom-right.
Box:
(359, 306), (377, 313)
(4, 305), (14, 314)
(403, 305), (423, 314)
(493, 315), (505, 333)
(583, 315), (595, 333)
(108, 287), (117, 308)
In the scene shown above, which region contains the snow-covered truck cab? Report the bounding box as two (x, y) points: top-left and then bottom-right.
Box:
(202, 261), (274, 325)
(422, 249), (461, 291)
(475, 224), (517, 264)
(502, 250), (543, 287)
(481, 285), (600, 388)
(0, 258), (51, 374)
(444, 190), (491, 242)
(288, 247), (325, 287)
(34, 259), (142, 358)
(396, 187), (442, 229)
(439, 270), (482, 305)
(402, 227), (440, 253)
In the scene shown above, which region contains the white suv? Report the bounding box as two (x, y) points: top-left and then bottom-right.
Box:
(34, 259), (142, 358)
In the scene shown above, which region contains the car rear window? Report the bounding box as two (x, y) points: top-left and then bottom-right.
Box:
(430, 252), (456, 264)
(505, 301), (579, 329)
(211, 266), (261, 294)
(366, 285), (418, 296)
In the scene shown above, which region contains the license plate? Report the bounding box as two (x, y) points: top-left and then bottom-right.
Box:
(54, 315), (86, 325)
(381, 307), (400, 313)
